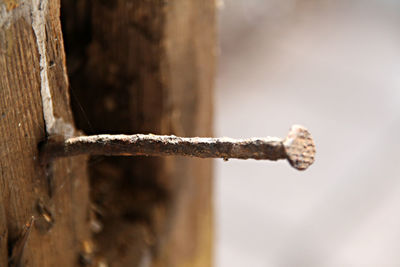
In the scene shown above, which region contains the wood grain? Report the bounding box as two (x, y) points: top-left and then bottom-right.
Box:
(0, 1), (92, 265)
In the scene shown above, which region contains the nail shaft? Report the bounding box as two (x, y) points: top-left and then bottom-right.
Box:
(42, 135), (286, 159)
(40, 125), (316, 170)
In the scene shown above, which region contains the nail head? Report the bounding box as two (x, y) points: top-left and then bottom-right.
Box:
(283, 125), (316, 170)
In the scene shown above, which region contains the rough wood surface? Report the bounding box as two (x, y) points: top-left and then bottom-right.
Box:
(62, 0), (216, 266)
(0, 1), (92, 266)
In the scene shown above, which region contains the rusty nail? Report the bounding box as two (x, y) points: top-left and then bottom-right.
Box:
(40, 125), (316, 171)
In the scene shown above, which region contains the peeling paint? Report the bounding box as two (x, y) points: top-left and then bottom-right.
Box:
(31, 0), (54, 132)
(1, 0), (75, 137)
(0, 0), (75, 138)
(31, 0), (75, 138)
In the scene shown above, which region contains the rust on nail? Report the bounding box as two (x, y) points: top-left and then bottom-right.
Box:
(40, 125), (316, 171)
(283, 125), (316, 171)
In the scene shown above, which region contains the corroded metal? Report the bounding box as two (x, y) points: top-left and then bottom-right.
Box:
(40, 125), (316, 170)
(284, 125), (316, 170)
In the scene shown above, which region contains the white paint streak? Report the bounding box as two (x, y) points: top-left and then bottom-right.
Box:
(31, 0), (75, 137)
(31, 0), (55, 131)
(1, 1), (75, 137)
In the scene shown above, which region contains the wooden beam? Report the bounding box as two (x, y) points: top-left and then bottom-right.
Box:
(0, 1), (92, 265)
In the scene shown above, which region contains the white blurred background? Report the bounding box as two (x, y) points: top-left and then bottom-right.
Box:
(214, 0), (400, 266)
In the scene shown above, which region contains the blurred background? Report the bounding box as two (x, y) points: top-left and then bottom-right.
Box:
(214, 0), (400, 266)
